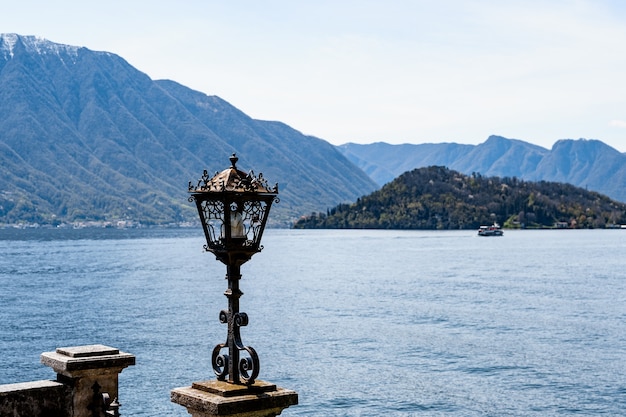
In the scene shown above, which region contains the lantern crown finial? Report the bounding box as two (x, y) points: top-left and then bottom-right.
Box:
(229, 153), (238, 169)
(189, 155), (278, 194)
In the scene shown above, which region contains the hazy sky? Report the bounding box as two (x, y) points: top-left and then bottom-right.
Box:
(2, 1), (626, 151)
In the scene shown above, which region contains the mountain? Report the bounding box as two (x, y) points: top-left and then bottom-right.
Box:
(530, 139), (626, 202)
(293, 166), (626, 230)
(338, 136), (626, 203)
(0, 34), (377, 226)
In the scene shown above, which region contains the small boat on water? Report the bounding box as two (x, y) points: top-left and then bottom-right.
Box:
(478, 223), (503, 236)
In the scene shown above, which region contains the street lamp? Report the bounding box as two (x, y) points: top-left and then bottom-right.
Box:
(188, 154), (278, 385)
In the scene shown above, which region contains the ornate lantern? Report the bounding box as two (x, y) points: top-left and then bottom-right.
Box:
(188, 154), (278, 385)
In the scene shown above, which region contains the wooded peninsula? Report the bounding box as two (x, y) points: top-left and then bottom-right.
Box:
(293, 166), (626, 230)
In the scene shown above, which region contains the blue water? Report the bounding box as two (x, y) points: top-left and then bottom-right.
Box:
(1, 228), (625, 416)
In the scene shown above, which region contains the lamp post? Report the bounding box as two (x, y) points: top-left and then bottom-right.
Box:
(188, 154), (278, 385)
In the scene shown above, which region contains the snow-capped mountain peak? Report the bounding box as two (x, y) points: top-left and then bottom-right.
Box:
(1, 33), (81, 60)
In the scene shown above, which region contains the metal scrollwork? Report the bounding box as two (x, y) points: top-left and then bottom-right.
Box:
(189, 155), (278, 195)
(211, 343), (229, 380)
(219, 310), (228, 324)
(234, 312), (248, 327)
(212, 310), (230, 379)
(211, 309), (260, 384)
(238, 345), (259, 382)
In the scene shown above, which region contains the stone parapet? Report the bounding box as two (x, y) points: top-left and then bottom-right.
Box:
(0, 380), (71, 417)
(41, 344), (135, 417)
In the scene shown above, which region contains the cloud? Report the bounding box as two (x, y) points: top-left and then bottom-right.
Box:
(609, 120), (626, 128)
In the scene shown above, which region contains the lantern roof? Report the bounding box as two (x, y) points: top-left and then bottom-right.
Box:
(189, 154), (278, 195)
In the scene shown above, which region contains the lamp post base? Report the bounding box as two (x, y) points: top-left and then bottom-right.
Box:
(171, 380), (298, 417)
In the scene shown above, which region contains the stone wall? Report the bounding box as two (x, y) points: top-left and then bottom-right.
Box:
(0, 380), (71, 417)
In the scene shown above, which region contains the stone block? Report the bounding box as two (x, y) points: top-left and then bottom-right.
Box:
(171, 380), (298, 417)
(41, 344), (135, 417)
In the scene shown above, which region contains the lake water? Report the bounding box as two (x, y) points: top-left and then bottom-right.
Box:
(1, 228), (625, 416)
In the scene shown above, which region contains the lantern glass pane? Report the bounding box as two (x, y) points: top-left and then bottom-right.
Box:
(241, 199), (269, 244)
(200, 200), (225, 246)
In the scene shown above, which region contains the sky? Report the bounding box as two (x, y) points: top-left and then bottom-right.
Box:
(2, 0), (626, 151)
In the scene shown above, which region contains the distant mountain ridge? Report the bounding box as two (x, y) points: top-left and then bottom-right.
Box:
(0, 34), (377, 226)
(2, 33), (624, 227)
(338, 136), (626, 203)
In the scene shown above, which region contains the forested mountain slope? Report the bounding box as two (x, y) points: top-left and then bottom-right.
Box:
(0, 34), (377, 226)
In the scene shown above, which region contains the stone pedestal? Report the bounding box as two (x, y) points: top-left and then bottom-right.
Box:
(171, 380), (298, 417)
(41, 344), (135, 417)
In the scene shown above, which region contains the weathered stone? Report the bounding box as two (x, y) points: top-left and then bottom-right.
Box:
(41, 345), (135, 375)
(41, 344), (135, 417)
(171, 380), (298, 417)
(56, 344), (120, 358)
(0, 380), (71, 417)
(192, 380), (277, 397)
